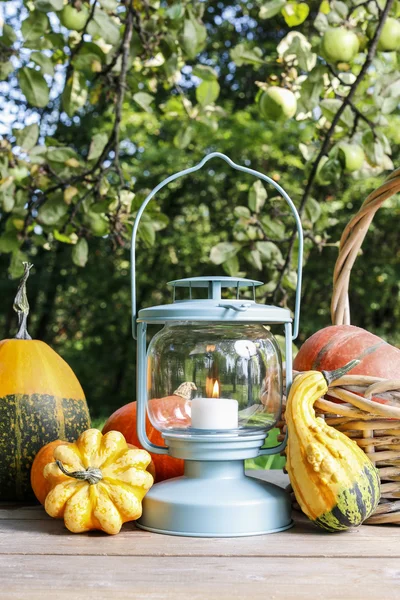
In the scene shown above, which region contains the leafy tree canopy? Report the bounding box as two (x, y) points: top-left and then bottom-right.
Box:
(1, 0), (400, 417)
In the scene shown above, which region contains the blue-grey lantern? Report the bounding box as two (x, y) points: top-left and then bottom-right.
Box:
(131, 153), (303, 537)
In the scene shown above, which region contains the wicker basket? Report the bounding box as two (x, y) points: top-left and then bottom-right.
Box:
(287, 167), (400, 525)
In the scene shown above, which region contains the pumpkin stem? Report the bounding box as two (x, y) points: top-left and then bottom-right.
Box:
(322, 359), (360, 386)
(173, 382), (197, 400)
(13, 262), (33, 340)
(56, 459), (103, 486)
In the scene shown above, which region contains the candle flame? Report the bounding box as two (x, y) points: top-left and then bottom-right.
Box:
(212, 380), (220, 398)
(205, 377), (220, 397)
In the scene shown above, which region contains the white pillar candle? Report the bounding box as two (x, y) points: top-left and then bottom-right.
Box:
(191, 397), (239, 430)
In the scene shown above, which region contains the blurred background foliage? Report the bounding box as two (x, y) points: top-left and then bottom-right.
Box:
(0, 0), (400, 423)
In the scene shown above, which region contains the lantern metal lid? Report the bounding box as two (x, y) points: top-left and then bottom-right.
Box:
(138, 275), (292, 324)
(130, 152), (304, 537)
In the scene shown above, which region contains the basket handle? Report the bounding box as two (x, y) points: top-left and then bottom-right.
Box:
(331, 167), (400, 326)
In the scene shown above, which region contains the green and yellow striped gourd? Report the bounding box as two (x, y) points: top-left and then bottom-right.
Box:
(0, 263), (90, 501)
(285, 362), (380, 531)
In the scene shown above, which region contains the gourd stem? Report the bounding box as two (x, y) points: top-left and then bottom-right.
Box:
(56, 460), (103, 486)
(322, 359), (360, 386)
(13, 262), (33, 340)
(173, 382), (197, 400)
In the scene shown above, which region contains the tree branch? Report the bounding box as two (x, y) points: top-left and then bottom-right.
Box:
(271, 0), (395, 303)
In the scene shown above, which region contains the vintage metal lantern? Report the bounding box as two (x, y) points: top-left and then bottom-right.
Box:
(131, 153), (303, 537)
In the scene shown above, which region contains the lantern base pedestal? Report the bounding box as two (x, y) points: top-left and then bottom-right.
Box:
(137, 459), (292, 537)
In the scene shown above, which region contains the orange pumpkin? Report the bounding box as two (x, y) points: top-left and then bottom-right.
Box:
(294, 324), (400, 404)
(31, 439), (156, 505)
(30, 440), (69, 504)
(102, 384), (195, 482)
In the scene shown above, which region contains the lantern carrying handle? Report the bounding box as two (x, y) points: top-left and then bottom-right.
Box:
(131, 152), (303, 340)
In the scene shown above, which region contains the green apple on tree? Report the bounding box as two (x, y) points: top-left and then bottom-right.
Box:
(259, 87), (297, 121)
(83, 213), (109, 237)
(368, 18), (400, 51)
(59, 4), (89, 31)
(338, 143), (365, 173)
(321, 27), (360, 63)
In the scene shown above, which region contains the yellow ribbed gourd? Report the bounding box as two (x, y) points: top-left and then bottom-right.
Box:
(286, 362), (380, 532)
(43, 429), (154, 535)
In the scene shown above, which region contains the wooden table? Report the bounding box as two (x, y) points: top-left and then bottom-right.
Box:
(1, 471), (398, 600)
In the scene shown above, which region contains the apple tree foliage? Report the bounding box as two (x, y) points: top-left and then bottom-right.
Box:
(1, 0), (400, 417)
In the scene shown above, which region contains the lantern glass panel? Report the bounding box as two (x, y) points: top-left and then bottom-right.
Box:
(146, 322), (282, 435)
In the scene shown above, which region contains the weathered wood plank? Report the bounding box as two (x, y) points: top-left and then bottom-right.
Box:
(1, 555), (399, 600)
(0, 514), (398, 558)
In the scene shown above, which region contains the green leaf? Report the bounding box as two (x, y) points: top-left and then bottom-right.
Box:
(230, 44), (264, 67)
(313, 12), (329, 33)
(133, 92), (154, 113)
(98, 0), (118, 9)
(14, 124), (40, 151)
(47, 147), (81, 167)
(248, 180), (267, 213)
(1, 24), (17, 46)
(250, 249), (263, 270)
(167, 3), (185, 20)
(277, 31), (317, 71)
(87, 9), (120, 45)
(261, 217), (286, 239)
(73, 52), (102, 75)
(0, 61), (14, 81)
(173, 126), (193, 149)
(320, 0), (330, 14)
(88, 133), (108, 161)
(72, 238), (89, 267)
(31, 52), (55, 76)
(35, 0), (64, 12)
(222, 255), (240, 277)
(138, 221), (156, 247)
(38, 197), (69, 226)
(18, 67), (49, 108)
(21, 12), (49, 44)
(381, 97), (399, 115)
(0, 232), (20, 254)
(210, 242), (239, 265)
(192, 64), (218, 81)
(180, 19), (198, 59)
(320, 99), (354, 128)
(234, 206), (251, 218)
(259, 0), (286, 19)
(196, 80), (220, 106)
(282, 2), (310, 26)
(53, 230), (76, 244)
(298, 142), (314, 161)
(151, 213), (169, 232)
(256, 241), (284, 266)
(316, 156), (341, 185)
(188, 9), (206, 46)
(62, 71), (88, 117)
(331, 1), (348, 19)
(304, 197), (321, 224)
(29, 145), (47, 164)
(9, 252), (29, 279)
(0, 178), (15, 212)
(283, 271), (298, 291)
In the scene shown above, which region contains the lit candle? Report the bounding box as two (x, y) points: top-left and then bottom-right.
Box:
(191, 380), (239, 430)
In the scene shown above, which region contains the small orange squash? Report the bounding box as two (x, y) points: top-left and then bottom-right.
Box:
(30, 440), (69, 505)
(43, 429), (153, 534)
(31, 439), (156, 504)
